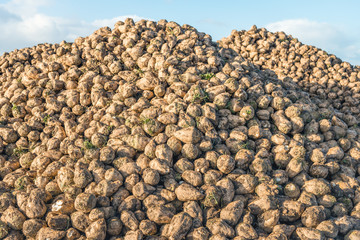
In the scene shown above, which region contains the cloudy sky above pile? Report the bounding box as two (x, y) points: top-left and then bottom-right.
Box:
(1, 0), (360, 65)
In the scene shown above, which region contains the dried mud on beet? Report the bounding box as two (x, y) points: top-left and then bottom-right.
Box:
(0, 18), (360, 240)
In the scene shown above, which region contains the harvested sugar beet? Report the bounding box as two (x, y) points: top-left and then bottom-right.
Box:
(0, 18), (359, 239)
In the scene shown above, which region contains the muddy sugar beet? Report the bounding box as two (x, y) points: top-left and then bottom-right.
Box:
(0, 18), (360, 239)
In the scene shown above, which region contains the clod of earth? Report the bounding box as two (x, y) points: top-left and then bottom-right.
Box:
(0, 18), (359, 239)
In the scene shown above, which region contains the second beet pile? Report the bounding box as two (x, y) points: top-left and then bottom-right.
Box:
(0, 18), (359, 239)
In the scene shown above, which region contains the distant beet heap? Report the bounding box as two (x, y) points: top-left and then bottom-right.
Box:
(0, 18), (359, 239)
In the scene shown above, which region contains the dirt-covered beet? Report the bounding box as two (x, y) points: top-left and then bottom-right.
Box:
(0, 18), (359, 239)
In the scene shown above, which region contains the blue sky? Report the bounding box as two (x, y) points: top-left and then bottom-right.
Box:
(1, 0), (360, 65)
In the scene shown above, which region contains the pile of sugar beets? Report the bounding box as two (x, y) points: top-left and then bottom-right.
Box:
(0, 18), (360, 240)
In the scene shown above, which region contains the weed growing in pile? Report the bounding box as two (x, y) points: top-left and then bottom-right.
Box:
(12, 103), (19, 115)
(200, 72), (215, 80)
(167, 27), (175, 35)
(207, 191), (219, 206)
(226, 101), (236, 114)
(341, 158), (350, 165)
(135, 65), (144, 77)
(107, 124), (115, 134)
(43, 114), (51, 124)
(226, 101), (232, 109)
(258, 177), (266, 183)
(192, 87), (210, 104)
(175, 173), (182, 181)
(84, 140), (96, 150)
(64, 42), (72, 48)
(141, 117), (154, 125)
(14, 176), (26, 190)
(13, 147), (28, 157)
(141, 118), (155, 135)
(240, 142), (248, 149)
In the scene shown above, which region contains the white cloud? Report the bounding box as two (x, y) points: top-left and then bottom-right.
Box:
(2, 0), (50, 16)
(266, 19), (360, 65)
(0, 6), (19, 22)
(266, 19), (339, 43)
(0, 0), (150, 54)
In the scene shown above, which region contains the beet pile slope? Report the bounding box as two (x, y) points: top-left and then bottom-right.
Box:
(0, 18), (359, 239)
(220, 26), (360, 119)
